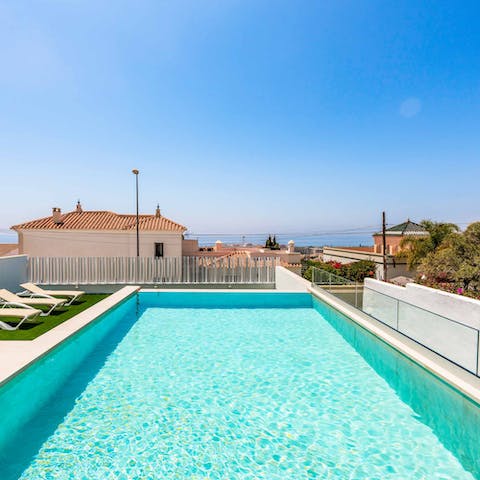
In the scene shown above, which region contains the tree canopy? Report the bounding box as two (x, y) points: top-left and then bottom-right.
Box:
(420, 222), (480, 292)
(265, 235), (280, 250)
(399, 220), (459, 269)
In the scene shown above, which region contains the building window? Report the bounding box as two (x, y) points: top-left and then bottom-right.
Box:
(154, 243), (164, 258)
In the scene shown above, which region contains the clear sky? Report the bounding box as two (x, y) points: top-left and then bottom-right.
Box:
(1, 0), (479, 236)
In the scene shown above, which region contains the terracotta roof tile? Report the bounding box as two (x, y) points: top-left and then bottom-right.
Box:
(11, 211), (186, 233)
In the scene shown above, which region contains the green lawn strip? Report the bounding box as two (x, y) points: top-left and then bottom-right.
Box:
(0, 294), (109, 340)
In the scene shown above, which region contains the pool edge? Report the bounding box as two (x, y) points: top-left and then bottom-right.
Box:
(3, 285), (480, 406)
(0, 286), (140, 387)
(309, 286), (480, 406)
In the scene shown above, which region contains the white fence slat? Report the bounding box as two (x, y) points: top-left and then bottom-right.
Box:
(27, 256), (278, 285)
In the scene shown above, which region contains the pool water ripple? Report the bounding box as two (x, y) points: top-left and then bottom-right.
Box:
(18, 307), (476, 479)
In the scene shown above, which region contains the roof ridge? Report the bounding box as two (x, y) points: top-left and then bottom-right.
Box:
(62, 210), (120, 216)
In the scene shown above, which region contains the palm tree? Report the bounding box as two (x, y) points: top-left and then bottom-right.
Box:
(399, 220), (459, 269)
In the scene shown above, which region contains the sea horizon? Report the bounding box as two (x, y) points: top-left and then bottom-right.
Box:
(186, 233), (373, 248)
(0, 232), (373, 248)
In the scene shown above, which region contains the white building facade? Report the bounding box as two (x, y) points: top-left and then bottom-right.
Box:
(12, 203), (187, 258)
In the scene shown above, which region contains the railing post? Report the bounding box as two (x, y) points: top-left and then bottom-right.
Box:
(396, 299), (400, 331)
(476, 330), (479, 377)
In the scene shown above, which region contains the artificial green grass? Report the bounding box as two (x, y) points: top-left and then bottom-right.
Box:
(0, 294), (109, 341)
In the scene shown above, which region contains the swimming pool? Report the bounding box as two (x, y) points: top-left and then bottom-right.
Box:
(1, 292), (479, 479)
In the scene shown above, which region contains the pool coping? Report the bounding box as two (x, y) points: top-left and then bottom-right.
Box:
(0, 286), (140, 387)
(140, 288), (305, 293)
(3, 285), (480, 406)
(309, 285), (480, 405)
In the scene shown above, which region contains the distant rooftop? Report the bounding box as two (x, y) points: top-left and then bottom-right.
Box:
(334, 246), (375, 252)
(11, 202), (186, 233)
(0, 244), (18, 257)
(375, 220), (428, 236)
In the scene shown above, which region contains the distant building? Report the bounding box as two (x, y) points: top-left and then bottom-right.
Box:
(0, 244), (18, 257)
(183, 238), (303, 272)
(373, 220), (428, 255)
(322, 220), (428, 279)
(11, 202), (187, 257)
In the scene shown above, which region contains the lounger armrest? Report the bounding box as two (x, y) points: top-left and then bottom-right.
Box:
(18, 292), (56, 300)
(1, 301), (37, 310)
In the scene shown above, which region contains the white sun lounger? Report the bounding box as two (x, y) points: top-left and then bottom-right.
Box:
(0, 289), (66, 316)
(19, 283), (85, 306)
(0, 303), (42, 331)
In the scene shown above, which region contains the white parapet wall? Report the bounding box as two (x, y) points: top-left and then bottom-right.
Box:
(275, 266), (310, 292)
(364, 278), (480, 329)
(0, 255), (28, 292)
(363, 278), (480, 374)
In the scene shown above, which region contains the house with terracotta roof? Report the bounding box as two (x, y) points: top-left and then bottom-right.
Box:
(11, 202), (187, 257)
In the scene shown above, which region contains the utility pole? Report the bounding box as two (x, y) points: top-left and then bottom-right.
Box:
(132, 169), (140, 257)
(382, 211), (388, 282)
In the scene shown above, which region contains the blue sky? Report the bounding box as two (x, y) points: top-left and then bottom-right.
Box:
(1, 0), (479, 237)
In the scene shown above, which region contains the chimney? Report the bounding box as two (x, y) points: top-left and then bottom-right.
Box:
(52, 207), (63, 224)
(76, 200), (83, 213)
(155, 204), (161, 218)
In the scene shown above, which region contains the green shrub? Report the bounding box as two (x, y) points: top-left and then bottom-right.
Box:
(302, 259), (375, 283)
(303, 266), (314, 282)
(345, 260), (376, 282)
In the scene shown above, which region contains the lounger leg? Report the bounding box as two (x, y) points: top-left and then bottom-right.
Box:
(41, 304), (59, 316)
(0, 320), (16, 331)
(15, 315), (31, 329)
(0, 315), (31, 331)
(65, 294), (82, 306)
(64, 296), (76, 306)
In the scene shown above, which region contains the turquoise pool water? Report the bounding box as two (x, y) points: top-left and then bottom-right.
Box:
(1, 292), (479, 479)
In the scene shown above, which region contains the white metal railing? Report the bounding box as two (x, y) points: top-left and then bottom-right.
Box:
(311, 267), (362, 308)
(28, 256), (278, 285)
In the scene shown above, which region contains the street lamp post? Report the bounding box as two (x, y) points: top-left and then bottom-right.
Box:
(132, 169), (140, 257)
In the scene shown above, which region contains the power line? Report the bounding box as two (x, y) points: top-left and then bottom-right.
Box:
(1, 219), (477, 243)
(185, 225), (381, 237)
